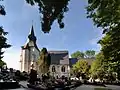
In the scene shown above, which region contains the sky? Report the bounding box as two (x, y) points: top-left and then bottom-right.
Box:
(0, 0), (103, 70)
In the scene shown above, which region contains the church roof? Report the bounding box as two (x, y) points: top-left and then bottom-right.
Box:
(69, 58), (95, 68)
(21, 43), (29, 49)
(69, 58), (78, 67)
(48, 51), (68, 65)
(28, 25), (37, 42)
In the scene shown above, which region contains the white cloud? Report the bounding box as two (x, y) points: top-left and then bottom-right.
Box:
(89, 28), (103, 52)
(89, 38), (101, 51)
(90, 38), (99, 45)
(2, 48), (20, 70)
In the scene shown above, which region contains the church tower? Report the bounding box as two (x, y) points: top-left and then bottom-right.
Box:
(20, 25), (40, 73)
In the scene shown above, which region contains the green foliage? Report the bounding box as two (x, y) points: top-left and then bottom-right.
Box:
(86, 0), (120, 79)
(72, 59), (89, 78)
(0, 60), (6, 67)
(0, 1), (11, 61)
(0, 26), (11, 60)
(71, 50), (96, 59)
(90, 52), (105, 79)
(85, 50), (95, 58)
(86, 0), (120, 34)
(99, 33), (120, 79)
(0, 0), (6, 15)
(26, 0), (70, 33)
(71, 51), (84, 59)
(37, 47), (51, 74)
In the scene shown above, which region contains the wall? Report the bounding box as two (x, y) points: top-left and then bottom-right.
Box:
(29, 47), (39, 61)
(20, 49), (29, 72)
(49, 64), (70, 78)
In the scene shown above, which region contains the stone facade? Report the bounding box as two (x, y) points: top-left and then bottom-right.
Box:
(49, 51), (70, 78)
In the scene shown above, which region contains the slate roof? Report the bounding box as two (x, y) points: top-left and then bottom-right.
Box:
(69, 58), (95, 67)
(80, 58), (95, 65)
(69, 58), (78, 67)
(48, 51), (68, 65)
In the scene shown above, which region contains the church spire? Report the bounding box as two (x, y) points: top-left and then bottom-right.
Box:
(28, 25), (37, 42)
(29, 25), (35, 36)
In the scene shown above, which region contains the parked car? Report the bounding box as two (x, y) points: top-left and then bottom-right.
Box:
(70, 77), (79, 81)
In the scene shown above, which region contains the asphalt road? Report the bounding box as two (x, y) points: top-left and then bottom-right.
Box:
(74, 84), (120, 90)
(8, 81), (120, 90)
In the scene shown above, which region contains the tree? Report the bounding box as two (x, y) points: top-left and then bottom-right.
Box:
(37, 47), (51, 74)
(71, 51), (84, 59)
(86, 0), (120, 79)
(26, 0), (70, 33)
(85, 50), (95, 58)
(0, 0), (6, 15)
(90, 52), (106, 80)
(0, 59), (6, 67)
(0, 27), (11, 60)
(72, 59), (89, 79)
(86, 0), (120, 34)
(99, 33), (120, 79)
(0, 0), (11, 67)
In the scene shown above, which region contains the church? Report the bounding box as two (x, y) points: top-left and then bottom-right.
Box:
(19, 25), (70, 78)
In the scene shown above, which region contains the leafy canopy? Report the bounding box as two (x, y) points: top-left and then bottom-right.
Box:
(37, 47), (51, 74)
(71, 50), (96, 59)
(0, 60), (6, 67)
(0, 0), (6, 15)
(86, 0), (120, 34)
(26, 0), (70, 33)
(90, 52), (105, 79)
(87, 0), (120, 79)
(85, 50), (95, 58)
(72, 59), (89, 76)
(71, 51), (84, 59)
(0, 0), (11, 61)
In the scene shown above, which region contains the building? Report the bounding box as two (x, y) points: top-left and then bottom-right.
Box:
(69, 58), (78, 68)
(20, 25), (40, 73)
(69, 58), (95, 68)
(49, 51), (70, 78)
(20, 25), (70, 77)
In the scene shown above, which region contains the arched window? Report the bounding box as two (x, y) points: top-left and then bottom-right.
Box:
(52, 66), (56, 72)
(61, 66), (65, 72)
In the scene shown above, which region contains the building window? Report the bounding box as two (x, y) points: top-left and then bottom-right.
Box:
(52, 66), (56, 72)
(61, 66), (65, 72)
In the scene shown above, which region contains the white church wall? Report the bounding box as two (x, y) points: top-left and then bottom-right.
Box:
(49, 64), (60, 77)
(20, 50), (23, 71)
(49, 64), (70, 78)
(22, 49), (25, 71)
(20, 49), (23, 71)
(59, 65), (70, 77)
(29, 47), (39, 71)
(60, 59), (69, 64)
(30, 47), (39, 62)
(24, 49), (29, 72)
